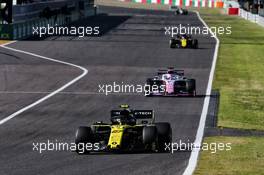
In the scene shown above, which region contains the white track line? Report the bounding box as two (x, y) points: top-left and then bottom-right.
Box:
(0, 42), (88, 125)
(182, 12), (220, 175)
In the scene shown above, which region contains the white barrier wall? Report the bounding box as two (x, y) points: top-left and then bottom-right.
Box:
(239, 8), (264, 27)
(257, 15), (264, 26)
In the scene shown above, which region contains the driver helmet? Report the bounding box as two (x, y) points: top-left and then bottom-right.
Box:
(119, 109), (136, 125)
(164, 74), (172, 80)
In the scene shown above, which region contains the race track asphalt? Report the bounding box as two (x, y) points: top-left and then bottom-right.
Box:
(0, 6), (216, 175)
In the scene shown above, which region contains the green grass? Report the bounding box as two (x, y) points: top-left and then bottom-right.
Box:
(194, 137), (264, 175)
(198, 8), (264, 130)
(195, 8), (264, 175)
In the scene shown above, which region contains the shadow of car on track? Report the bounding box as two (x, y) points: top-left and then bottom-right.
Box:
(73, 150), (173, 156)
(146, 94), (215, 98)
(73, 147), (193, 156)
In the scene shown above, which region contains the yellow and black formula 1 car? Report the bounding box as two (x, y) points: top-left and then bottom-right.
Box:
(170, 34), (198, 49)
(75, 105), (172, 154)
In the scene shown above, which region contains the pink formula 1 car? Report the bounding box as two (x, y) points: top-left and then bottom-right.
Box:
(146, 67), (196, 97)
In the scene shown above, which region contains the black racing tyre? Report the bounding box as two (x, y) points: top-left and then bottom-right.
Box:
(146, 78), (153, 86)
(155, 122), (172, 152)
(145, 78), (153, 97)
(145, 94), (153, 97)
(170, 39), (175, 48)
(186, 79), (196, 96)
(142, 126), (157, 145)
(75, 126), (94, 154)
(192, 39), (198, 49)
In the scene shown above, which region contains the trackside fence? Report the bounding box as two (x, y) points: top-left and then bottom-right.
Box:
(239, 8), (264, 27)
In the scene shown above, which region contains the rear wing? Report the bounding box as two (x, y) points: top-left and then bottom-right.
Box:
(157, 69), (184, 76)
(111, 110), (155, 124)
(170, 5), (179, 10)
